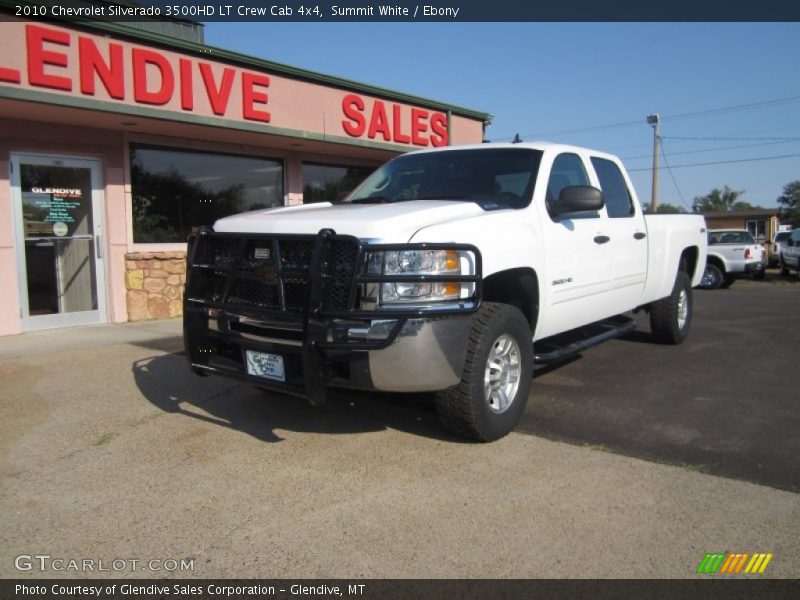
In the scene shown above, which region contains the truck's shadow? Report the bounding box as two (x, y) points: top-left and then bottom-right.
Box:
(132, 348), (467, 444)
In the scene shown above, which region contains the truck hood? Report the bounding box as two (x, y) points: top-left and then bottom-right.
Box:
(212, 200), (486, 242)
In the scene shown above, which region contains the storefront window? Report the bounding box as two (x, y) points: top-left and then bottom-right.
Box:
(130, 144), (283, 243)
(746, 219), (766, 241)
(302, 162), (374, 203)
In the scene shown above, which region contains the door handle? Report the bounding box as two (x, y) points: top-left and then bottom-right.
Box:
(594, 235), (610, 244)
(634, 232), (647, 240)
(96, 234), (103, 259)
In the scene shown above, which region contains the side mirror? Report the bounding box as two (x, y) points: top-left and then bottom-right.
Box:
(552, 186), (605, 216)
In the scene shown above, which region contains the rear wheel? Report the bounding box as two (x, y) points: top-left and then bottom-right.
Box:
(780, 257), (789, 277)
(700, 263), (723, 289)
(434, 303), (533, 442)
(650, 271), (692, 345)
(753, 269), (765, 280)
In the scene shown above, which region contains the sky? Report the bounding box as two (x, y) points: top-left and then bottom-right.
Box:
(205, 22), (800, 211)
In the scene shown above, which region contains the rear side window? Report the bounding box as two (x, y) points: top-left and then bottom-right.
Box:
(591, 157), (634, 218)
(546, 153), (590, 203)
(709, 231), (756, 244)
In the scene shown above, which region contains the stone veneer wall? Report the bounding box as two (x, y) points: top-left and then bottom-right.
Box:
(124, 251), (186, 321)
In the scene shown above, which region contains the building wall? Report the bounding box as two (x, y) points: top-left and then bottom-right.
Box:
(124, 250), (186, 321)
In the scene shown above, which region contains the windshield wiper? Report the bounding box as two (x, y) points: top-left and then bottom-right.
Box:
(337, 195), (393, 205)
(414, 195), (466, 200)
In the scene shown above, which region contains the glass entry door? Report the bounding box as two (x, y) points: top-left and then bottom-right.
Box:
(11, 154), (107, 330)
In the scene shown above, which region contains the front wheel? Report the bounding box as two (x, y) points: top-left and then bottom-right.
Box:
(650, 271), (693, 345)
(434, 303), (533, 442)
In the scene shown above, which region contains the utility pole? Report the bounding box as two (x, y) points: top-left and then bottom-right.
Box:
(647, 114), (660, 213)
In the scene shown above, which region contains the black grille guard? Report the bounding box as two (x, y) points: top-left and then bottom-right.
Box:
(185, 227), (483, 320)
(184, 227), (482, 404)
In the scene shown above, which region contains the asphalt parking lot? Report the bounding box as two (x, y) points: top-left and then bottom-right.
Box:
(0, 272), (798, 578)
(520, 271), (800, 493)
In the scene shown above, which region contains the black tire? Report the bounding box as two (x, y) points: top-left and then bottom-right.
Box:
(753, 269), (766, 280)
(700, 263), (723, 290)
(780, 257), (789, 277)
(434, 303), (533, 442)
(650, 271), (692, 345)
(720, 274), (735, 289)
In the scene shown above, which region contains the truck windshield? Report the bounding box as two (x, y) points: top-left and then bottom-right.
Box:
(342, 148), (543, 209)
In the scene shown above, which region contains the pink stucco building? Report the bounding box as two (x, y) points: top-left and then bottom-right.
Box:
(0, 15), (489, 335)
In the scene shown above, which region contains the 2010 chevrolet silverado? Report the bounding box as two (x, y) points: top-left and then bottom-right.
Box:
(183, 143), (708, 441)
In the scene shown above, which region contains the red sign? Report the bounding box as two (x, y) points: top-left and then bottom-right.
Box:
(342, 93), (448, 147)
(0, 23), (450, 147)
(0, 24), (271, 123)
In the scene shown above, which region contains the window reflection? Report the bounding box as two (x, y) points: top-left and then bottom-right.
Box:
(131, 144), (284, 243)
(302, 162), (374, 204)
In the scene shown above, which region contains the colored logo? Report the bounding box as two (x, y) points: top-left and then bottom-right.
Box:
(696, 552), (773, 574)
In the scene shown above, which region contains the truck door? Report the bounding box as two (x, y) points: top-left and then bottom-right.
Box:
(537, 152), (615, 338)
(589, 156), (648, 311)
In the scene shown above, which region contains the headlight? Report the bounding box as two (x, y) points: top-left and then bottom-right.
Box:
(382, 280), (462, 303)
(384, 249), (460, 275)
(364, 248), (467, 305)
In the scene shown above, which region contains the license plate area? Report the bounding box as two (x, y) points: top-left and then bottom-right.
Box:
(245, 350), (286, 382)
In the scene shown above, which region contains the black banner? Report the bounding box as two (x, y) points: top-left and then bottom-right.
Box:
(2, 0), (800, 22)
(3, 580), (800, 600)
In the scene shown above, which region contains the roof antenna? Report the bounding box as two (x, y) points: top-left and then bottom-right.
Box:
(512, 133), (522, 144)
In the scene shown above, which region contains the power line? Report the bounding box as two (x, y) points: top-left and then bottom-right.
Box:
(662, 135), (800, 141)
(608, 124), (800, 152)
(627, 152), (800, 172)
(662, 95), (800, 121)
(621, 138), (800, 160)
(658, 138), (687, 208)
(492, 94), (800, 141)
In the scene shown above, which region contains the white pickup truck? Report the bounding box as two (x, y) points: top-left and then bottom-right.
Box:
(701, 229), (766, 289)
(183, 142), (707, 441)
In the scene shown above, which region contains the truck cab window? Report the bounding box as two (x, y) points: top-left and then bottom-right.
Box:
(591, 157), (634, 218)
(547, 154), (590, 200)
(546, 153), (593, 218)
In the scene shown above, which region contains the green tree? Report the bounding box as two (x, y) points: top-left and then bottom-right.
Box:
(777, 180), (800, 227)
(731, 201), (762, 211)
(692, 186), (745, 213)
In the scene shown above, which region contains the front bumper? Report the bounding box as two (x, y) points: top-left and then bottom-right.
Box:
(184, 308), (472, 398)
(183, 228), (481, 403)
